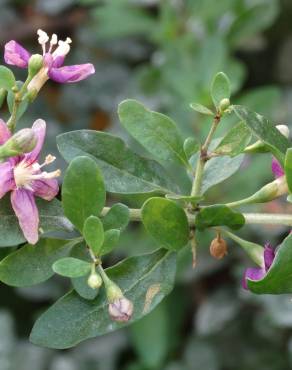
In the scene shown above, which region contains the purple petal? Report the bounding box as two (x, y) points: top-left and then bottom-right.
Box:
(242, 267), (266, 290)
(23, 119), (46, 165)
(31, 178), (59, 200)
(52, 55), (65, 69)
(271, 157), (284, 178)
(48, 63), (95, 83)
(0, 161), (14, 198)
(11, 188), (39, 245)
(264, 243), (275, 271)
(0, 119), (11, 145)
(4, 40), (31, 68)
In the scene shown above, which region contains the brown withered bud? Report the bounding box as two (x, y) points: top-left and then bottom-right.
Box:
(210, 235), (228, 259)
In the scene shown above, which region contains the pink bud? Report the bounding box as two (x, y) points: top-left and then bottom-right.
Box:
(108, 297), (133, 322)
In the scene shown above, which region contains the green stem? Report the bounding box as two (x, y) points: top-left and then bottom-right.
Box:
(101, 207), (292, 227)
(191, 114), (221, 197)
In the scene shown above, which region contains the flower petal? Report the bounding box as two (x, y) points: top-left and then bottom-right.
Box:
(4, 40), (31, 68)
(0, 119), (11, 145)
(11, 189), (39, 245)
(0, 161), (14, 198)
(271, 157), (284, 178)
(23, 119), (46, 164)
(242, 267), (265, 290)
(264, 243), (275, 271)
(48, 63), (95, 83)
(31, 178), (59, 201)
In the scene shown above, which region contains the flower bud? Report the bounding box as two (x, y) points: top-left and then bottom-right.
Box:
(28, 54), (44, 78)
(0, 128), (37, 158)
(219, 98), (230, 113)
(87, 272), (102, 289)
(276, 124), (289, 138)
(108, 297), (134, 322)
(210, 237), (228, 259)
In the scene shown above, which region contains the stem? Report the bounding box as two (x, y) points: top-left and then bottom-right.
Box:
(191, 114), (221, 197)
(101, 207), (292, 227)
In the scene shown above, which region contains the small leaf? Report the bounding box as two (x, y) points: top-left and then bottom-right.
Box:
(83, 216), (104, 256)
(102, 203), (130, 231)
(214, 121), (252, 156)
(7, 81), (28, 120)
(233, 105), (290, 165)
(0, 239), (78, 287)
(53, 257), (91, 278)
(62, 156), (106, 232)
(285, 148), (292, 194)
(183, 137), (200, 159)
(141, 198), (189, 251)
(248, 233), (292, 294)
(211, 72), (231, 108)
(118, 99), (188, 167)
(195, 205), (245, 230)
(30, 249), (177, 349)
(100, 229), (120, 256)
(190, 103), (213, 116)
(57, 130), (178, 195)
(0, 66), (16, 90)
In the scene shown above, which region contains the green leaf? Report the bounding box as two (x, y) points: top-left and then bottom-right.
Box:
(100, 229), (120, 256)
(70, 243), (98, 300)
(0, 66), (16, 90)
(62, 156), (106, 232)
(118, 99), (188, 167)
(214, 121), (252, 156)
(183, 137), (200, 159)
(248, 233), (292, 294)
(189, 103), (213, 116)
(83, 216), (104, 255)
(57, 130), (177, 195)
(201, 154), (244, 194)
(30, 248), (177, 349)
(195, 205), (245, 230)
(285, 148), (292, 194)
(211, 72), (231, 108)
(0, 196), (73, 247)
(7, 81), (28, 120)
(102, 203), (130, 231)
(141, 198), (189, 251)
(0, 239), (78, 287)
(53, 257), (91, 278)
(233, 105), (290, 165)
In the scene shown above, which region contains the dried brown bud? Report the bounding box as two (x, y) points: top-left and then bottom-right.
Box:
(210, 237), (228, 259)
(108, 297), (134, 322)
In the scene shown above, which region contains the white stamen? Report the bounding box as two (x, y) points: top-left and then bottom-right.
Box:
(37, 29), (49, 55)
(49, 34), (58, 53)
(52, 38), (72, 59)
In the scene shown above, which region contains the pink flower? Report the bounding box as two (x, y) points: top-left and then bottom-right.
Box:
(271, 157), (284, 178)
(0, 119), (60, 244)
(4, 30), (95, 92)
(242, 243), (275, 290)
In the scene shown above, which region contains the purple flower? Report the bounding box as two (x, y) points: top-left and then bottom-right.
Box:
(108, 297), (134, 322)
(4, 30), (95, 92)
(0, 119), (60, 244)
(271, 158), (284, 178)
(242, 243), (275, 290)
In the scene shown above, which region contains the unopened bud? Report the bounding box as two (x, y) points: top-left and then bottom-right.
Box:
(108, 297), (134, 322)
(210, 237), (228, 259)
(276, 124), (289, 138)
(0, 128), (37, 158)
(219, 98), (230, 113)
(87, 272), (102, 289)
(28, 54), (44, 78)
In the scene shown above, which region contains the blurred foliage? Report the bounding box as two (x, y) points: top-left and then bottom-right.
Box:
(1, 0), (292, 368)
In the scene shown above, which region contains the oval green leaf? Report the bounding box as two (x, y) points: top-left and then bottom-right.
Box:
(102, 203), (130, 231)
(211, 72), (231, 108)
(141, 198), (189, 251)
(100, 229), (120, 256)
(53, 257), (91, 278)
(0, 66), (16, 90)
(62, 156), (106, 232)
(118, 99), (188, 167)
(83, 216), (104, 256)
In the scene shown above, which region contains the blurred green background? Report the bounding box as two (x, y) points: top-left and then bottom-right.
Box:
(1, 0), (292, 369)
